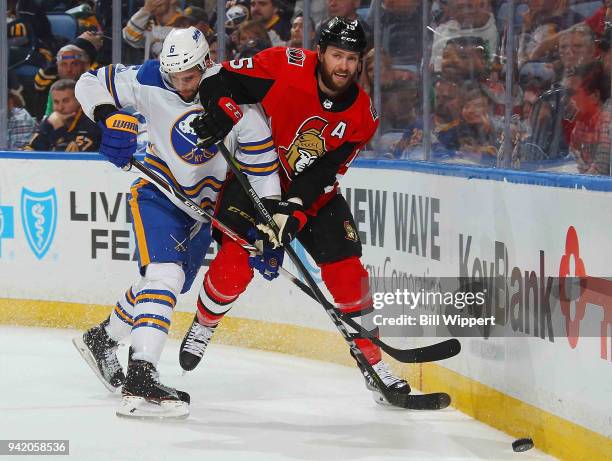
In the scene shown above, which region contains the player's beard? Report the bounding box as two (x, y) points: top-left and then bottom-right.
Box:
(319, 63), (356, 95)
(178, 89), (199, 102)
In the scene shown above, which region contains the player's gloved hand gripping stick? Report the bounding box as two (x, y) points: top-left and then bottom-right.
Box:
(190, 96), (240, 149)
(199, 101), (457, 410)
(246, 227), (284, 281)
(256, 199), (307, 248)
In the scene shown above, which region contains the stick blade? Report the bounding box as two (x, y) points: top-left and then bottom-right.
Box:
(392, 392), (451, 411)
(383, 338), (461, 363)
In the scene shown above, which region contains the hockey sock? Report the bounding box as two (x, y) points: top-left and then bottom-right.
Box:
(196, 237), (253, 327)
(131, 263), (183, 364)
(105, 281), (143, 342)
(320, 257), (382, 364)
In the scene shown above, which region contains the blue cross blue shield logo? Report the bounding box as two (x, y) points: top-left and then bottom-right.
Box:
(21, 188), (57, 260)
(0, 205), (15, 257)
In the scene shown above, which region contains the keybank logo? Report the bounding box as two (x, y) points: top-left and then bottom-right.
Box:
(0, 205), (15, 257)
(21, 188), (57, 259)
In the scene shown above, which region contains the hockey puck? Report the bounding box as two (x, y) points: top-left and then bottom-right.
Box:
(512, 438), (534, 452)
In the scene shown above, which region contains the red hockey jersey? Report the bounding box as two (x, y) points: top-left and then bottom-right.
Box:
(218, 47), (379, 214)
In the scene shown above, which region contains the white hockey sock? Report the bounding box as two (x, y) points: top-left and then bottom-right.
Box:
(130, 264), (183, 365)
(105, 283), (141, 342)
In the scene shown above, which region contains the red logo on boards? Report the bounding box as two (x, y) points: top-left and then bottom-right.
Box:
(558, 226), (612, 361)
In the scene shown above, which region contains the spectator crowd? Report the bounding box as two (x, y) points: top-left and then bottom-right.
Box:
(6, 0), (612, 174)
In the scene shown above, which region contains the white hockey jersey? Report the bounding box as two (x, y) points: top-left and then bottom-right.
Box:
(75, 60), (280, 220)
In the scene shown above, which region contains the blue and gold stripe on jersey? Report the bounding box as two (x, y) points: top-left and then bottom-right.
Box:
(104, 65), (122, 108)
(143, 154), (224, 199)
(144, 155), (182, 190)
(235, 157), (279, 176)
(132, 314), (171, 334)
(239, 137), (275, 155)
(135, 289), (177, 309)
(183, 175), (223, 197)
(199, 197), (215, 214)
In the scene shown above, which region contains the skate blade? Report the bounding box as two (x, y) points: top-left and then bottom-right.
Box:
(72, 336), (121, 394)
(116, 396), (189, 420)
(366, 383), (396, 407)
(371, 390), (394, 406)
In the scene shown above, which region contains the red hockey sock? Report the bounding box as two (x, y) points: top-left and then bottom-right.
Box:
(320, 257), (381, 364)
(196, 236), (254, 326)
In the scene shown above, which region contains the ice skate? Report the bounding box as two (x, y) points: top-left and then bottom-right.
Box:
(72, 318), (125, 392)
(179, 316), (217, 371)
(117, 356), (190, 420)
(362, 360), (411, 406)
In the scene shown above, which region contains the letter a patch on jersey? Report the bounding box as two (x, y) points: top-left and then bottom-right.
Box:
(330, 122), (346, 139)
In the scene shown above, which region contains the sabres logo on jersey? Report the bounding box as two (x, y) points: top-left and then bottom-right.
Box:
(171, 110), (218, 165)
(279, 116), (328, 175)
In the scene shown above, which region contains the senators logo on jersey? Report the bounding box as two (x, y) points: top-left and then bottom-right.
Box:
(279, 117), (329, 175)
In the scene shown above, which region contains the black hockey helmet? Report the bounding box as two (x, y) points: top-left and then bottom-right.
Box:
(318, 16), (367, 55)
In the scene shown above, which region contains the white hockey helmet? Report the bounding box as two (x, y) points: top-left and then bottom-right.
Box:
(159, 27), (210, 76)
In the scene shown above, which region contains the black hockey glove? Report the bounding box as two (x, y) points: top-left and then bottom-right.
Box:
(191, 107), (232, 148)
(257, 199), (307, 247)
(192, 81), (243, 148)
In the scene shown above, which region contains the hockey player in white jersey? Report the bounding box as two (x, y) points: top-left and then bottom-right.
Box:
(71, 26), (280, 419)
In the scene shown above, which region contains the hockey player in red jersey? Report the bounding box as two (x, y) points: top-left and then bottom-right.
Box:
(180, 17), (411, 404)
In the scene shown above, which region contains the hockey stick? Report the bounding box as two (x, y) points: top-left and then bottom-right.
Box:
(131, 158), (458, 365)
(131, 158), (257, 253)
(213, 138), (451, 411)
(279, 263), (461, 364)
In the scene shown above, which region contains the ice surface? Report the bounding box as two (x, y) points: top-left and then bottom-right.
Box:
(0, 326), (555, 460)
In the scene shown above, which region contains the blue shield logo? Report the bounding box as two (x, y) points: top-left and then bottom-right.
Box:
(0, 205), (15, 257)
(21, 188), (57, 259)
(291, 240), (322, 285)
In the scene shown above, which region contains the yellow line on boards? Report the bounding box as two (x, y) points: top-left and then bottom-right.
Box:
(0, 298), (352, 364)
